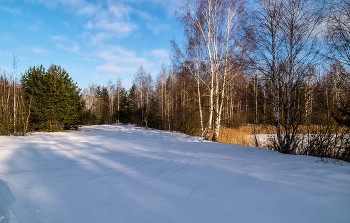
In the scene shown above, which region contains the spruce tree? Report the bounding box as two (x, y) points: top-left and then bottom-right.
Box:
(22, 64), (84, 131)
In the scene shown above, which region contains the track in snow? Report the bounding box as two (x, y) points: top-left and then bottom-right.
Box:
(0, 125), (349, 223)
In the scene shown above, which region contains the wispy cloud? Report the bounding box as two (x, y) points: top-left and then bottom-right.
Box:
(87, 19), (137, 34)
(79, 2), (142, 45)
(150, 49), (169, 60)
(51, 35), (66, 41)
(147, 49), (170, 69)
(27, 0), (173, 44)
(122, 0), (181, 16)
(30, 47), (46, 54)
(97, 46), (149, 67)
(18, 0), (181, 88)
(94, 46), (156, 79)
(77, 3), (99, 16)
(0, 35), (11, 42)
(0, 5), (22, 15)
(25, 0), (85, 8)
(62, 21), (70, 28)
(147, 22), (171, 35)
(51, 35), (80, 53)
(28, 23), (42, 31)
(92, 47), (170, 85)
(135, 10), (152, 20)
(96, 65), (137, 75)
(108, 4), (133, 19)
(56, 42), (80, 53)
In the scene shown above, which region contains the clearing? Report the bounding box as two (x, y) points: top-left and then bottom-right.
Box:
(0, 125), (349, 223)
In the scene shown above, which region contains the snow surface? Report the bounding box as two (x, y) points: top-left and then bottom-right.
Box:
(0, 125), (349, 223)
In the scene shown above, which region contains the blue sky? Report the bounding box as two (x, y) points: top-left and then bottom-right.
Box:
(0, 0), (183, 89)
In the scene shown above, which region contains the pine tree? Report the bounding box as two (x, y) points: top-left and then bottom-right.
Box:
(117, 87), (132, 124)
(22, 64), (84, 131)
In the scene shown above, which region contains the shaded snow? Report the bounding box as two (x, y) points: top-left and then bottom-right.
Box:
(0, 125), (349, 223)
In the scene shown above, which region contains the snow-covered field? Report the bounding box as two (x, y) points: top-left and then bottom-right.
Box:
(0, 125), (349, 223)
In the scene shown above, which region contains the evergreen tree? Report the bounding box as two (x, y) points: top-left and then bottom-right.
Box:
(95, 86), (111, 124)
(22, 64), (84, 131)
(117, 88), (132, 124)
(334, 97), (350, 128)
(146, 97), (162, 129)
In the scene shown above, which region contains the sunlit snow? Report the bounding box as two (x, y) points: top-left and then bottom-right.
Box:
(0, 125), (349, 223)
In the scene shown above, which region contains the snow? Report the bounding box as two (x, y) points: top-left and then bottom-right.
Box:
(0, 125), (349, 223)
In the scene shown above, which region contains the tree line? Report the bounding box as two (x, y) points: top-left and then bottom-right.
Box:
(0, 0), (349, 161)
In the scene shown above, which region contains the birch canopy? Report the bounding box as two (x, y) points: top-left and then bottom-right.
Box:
(173, 0), (250, 141)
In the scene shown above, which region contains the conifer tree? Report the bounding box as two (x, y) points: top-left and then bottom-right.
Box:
(22, 64), (84, 131)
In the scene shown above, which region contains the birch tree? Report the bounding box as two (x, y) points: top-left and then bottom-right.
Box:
(12, 54), (21, 133)
(116, 78), (122, 124)
(107, 80), (115, 123)
(327, 0), (350, 127)
(133, 66), (152, 126)
(326, 0), (350, 70)
(174, 0), (249, 141)
(250, 0), (322, 153)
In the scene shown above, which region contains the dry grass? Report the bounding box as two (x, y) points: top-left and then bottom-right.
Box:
(216, 127), (253, 146)
(214, 125), (350, 162)
(295, 125), (349, 134)
(215, 125), (349, 147)
(214, 125), (275, 146)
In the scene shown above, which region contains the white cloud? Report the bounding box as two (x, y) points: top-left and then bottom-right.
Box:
(77, 4), (99, 16)
(107, 2), (153, 20)
(27, 0), (173, 44)
(97, 46), (149, 66)
(51, 35), (66, 41)
(92, 19), (137, 34)
(56, 42), (80, 53)
(120, 0), (181, 16)
(25, 0), (84, 8)
(24, 0), (179, 87)
(91, 47), (170, 86)
(89, 32), (110, 45)
(146, 49), (170, 70)
(85, 21), (94, 29)
(82, 3), (141, 44)
(0, 36), (11, 42)
(121, 0), (181, 9)
(147, 22), (171, 35)
(96, 64), (137, 74)
(94, 46), (156, 79)
(109, 4), (133, 19)
(150, 49), (169, 60)
(28, 22), (42, 31)
(0, 5), (22, 15)
(62, 21), (70, 28)
(30, 47), (46, 54)
(51, 35), (80, 53)
(135, 10), (152, 20)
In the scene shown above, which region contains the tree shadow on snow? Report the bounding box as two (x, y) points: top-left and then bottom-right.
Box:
(0, 179), (18, 223)
(0, 127), (349, 223)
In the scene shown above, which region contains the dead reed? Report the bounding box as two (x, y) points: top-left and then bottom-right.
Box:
(214, 125), (275, 146)
(215, 125), (349, 147)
